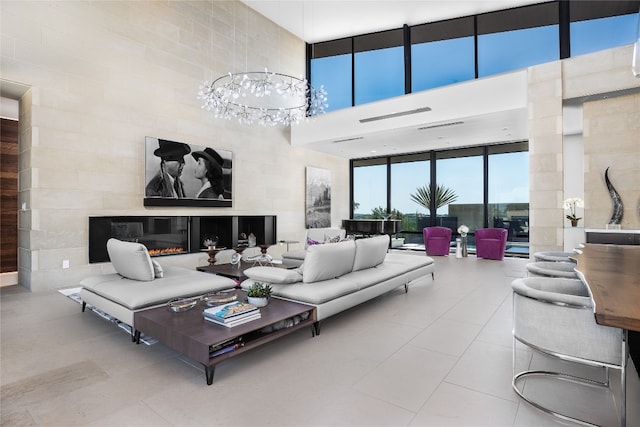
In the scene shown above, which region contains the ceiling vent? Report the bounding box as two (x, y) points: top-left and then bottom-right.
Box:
(418, 121), (464, 131)
(359, 107), (431, 123)
(333, 136), (364, 143)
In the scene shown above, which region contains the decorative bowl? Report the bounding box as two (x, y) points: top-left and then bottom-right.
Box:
(202, 290), (238, 307)
(167, 297), (199, 312)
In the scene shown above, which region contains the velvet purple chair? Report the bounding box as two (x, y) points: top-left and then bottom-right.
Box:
(475, 228), (508, 260)
(423, 227), (452, 256)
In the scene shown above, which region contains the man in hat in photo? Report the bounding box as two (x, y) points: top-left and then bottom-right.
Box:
(192, 147), (225, 199)
(145, 140), (191, 198)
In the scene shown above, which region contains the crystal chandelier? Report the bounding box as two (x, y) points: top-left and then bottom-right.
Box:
(198, 69), (328, 127)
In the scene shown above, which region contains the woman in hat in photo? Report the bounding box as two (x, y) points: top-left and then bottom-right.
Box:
(192, 147), (225, 199)
(145, 140), (191, 198)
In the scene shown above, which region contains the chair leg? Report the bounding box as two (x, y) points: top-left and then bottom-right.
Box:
(512, 335), (624, 427)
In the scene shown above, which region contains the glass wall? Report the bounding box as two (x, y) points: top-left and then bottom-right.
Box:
(488, 143), (529, 255)
(350, 142), (530, 256)
(436, 148), (484, 239)
(352, 158), (387, 219)
(354, 29), (405, 105)
(311, 53), (352, 112)
(477, 2), (559, 77)
(309, 1), (639, 112)
(570, 1), (640, 57)
(390, 153), (430, 235)
(411, 17), (475, 91)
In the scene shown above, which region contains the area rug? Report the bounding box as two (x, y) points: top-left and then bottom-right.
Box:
(59, 287), (157, 345)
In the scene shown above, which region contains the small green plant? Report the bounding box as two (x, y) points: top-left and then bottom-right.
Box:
(247, 282), (272, 298)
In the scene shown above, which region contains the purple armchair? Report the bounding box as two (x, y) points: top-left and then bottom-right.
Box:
(475, 228), (508, 260)
(423, 227), (452, 256)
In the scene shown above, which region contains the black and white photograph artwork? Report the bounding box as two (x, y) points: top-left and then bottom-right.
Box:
(305, 166), (331, 228)
(144, 136), (232, 207)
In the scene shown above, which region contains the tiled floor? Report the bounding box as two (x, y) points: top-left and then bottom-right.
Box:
(1, 254), (638, 426)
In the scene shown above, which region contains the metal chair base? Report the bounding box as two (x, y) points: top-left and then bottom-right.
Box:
(513, 369), (610, 427)
(513, 335), (626, 427)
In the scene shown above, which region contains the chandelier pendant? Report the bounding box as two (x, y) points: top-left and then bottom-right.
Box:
(198, 69), (328, 127)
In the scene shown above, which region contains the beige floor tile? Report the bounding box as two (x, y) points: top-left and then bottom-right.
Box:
(411, 382), (518, 426)
(409, 317), (483, 357)
(3, 254), (639, 426)
(353, 345), (458, 412)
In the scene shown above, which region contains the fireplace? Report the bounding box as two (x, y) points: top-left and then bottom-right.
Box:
(89, 215), (277, 263)
(89, 216), (189, 263)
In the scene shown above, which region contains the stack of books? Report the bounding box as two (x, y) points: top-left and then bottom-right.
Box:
(203, 301), (261, 327)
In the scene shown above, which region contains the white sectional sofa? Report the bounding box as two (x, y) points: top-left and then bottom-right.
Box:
(241, 234), (434, 334)
(80, 239), (236, 341)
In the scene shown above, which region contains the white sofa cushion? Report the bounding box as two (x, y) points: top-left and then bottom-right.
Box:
(81, 266), (236, 310)
(303, 239), (356, 283)
(106, 238), (154, 282)
(352, 235), (389, 271)
(244, 266), (303, 284)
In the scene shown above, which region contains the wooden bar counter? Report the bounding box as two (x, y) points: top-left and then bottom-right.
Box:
(571, 244), (640, 332)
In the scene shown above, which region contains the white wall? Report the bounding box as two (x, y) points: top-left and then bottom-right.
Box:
(0, 1), (348, 291)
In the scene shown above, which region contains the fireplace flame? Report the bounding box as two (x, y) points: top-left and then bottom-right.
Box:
(148, 247), (185, 256)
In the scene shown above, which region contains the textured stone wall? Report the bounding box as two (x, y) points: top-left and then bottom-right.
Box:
(583, 94), (640, 229)
(527, 62), (564, 255)
(1, 1), (348, 291)
(528, 45), (640, 256)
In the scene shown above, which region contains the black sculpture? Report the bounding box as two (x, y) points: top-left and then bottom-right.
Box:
(605, 167), (623, 225)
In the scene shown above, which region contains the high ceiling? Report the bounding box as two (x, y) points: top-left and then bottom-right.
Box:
(241, 0), (545, 43)
(240, 0), (546, 158)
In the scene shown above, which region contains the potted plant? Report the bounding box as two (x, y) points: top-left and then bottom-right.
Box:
(563, 197), (584, 227)
(247, 282), (272, 307)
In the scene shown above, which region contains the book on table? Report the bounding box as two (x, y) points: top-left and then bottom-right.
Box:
(203, 300), (261, 327)
(204, 311), (261, 327)
(204, 301), (258, 319)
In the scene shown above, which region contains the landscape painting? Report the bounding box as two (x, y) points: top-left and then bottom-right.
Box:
(305, 166), (331, 228)
(144, 136), (232, 207)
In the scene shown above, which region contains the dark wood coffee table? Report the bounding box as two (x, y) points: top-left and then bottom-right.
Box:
(197, 259), (300, 284)
(197, 261), (249, 283)
(133, 290), (316, 385)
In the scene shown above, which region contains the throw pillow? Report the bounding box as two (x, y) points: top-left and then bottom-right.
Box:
(306, 238), (321, 247)
(106, 238), (155, 282)
(152, 259), (164, 278)
(244, 267), (303, 284)
(325, 234), (341, 244)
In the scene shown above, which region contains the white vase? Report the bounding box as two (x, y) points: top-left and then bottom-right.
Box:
(247, 296), (268, 307)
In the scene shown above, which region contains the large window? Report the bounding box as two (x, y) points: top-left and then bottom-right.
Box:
(436, 148), (484, 235)
(354, 30), (405, 105)
(352, 158), (387, 219)
(570, 1), (640, 57)
(411, 17), (475, 91)
(390, 154), (430, 232)
(477, 2), (559, 77)
(350, 142), (530, 256)
(309, 1), (639, 110)
(311, 54), (352, 112)
(310, 38), (353, 113)
(488, 143), (529, 253)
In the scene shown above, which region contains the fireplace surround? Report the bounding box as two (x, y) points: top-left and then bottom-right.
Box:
(89, 215), (276, 263)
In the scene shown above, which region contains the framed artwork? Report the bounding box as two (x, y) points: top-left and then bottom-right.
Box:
(305, 166), (331, 228)
(144, 136), (232, 207)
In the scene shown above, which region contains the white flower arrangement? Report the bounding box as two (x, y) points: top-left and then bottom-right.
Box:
(457, 225), (469, 235)
(563, 197), (584, 221)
